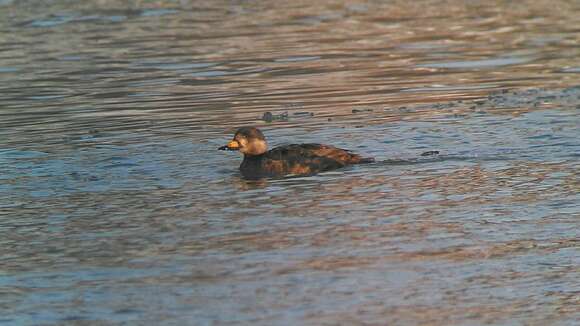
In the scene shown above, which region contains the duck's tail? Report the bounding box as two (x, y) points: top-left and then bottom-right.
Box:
(351, 155), (375, 164)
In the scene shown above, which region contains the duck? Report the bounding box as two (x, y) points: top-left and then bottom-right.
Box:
(219, 127), (374, 179)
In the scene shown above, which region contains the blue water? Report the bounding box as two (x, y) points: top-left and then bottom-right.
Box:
(1, 0), (579, 325)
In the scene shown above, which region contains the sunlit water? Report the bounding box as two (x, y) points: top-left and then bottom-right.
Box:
(1, 0), (579, 325)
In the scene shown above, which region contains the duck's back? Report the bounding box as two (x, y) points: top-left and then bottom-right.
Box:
(240, 143), (373, 178)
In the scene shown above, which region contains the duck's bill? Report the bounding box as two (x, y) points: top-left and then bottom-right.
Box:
(218, 145), (237, 151)
(218, 140), (240, 151)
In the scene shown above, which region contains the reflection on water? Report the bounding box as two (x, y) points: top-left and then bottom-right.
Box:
(1, 0), (579, 324)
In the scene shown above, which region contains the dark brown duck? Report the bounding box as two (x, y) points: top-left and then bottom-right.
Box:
(219, 127), (374, 179)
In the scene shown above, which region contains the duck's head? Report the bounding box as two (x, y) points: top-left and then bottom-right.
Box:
(219, 127), (268, 156)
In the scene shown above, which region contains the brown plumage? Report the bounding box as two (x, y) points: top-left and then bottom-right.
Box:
(219, 127), (374, 179)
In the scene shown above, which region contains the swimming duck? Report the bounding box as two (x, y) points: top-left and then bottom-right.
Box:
(219, 127), (374, 179)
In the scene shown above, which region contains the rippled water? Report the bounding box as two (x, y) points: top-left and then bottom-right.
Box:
(1, 0), (579, 325)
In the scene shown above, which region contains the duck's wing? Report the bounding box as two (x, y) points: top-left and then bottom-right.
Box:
(265, 144), (373, 175)
(300, 144), (374, 164)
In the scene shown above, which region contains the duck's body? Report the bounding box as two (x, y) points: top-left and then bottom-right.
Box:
(239, 143), (373, 178)
(219, 127), (374, 179)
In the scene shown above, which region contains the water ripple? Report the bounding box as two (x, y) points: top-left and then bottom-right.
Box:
(1, 0), (580, 324)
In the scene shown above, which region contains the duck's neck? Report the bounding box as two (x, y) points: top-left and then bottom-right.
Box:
(239, 154), (267, 178)
(242, 153), (264, 164)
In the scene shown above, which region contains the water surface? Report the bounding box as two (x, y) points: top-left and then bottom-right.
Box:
(1, 0), (579, 325)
